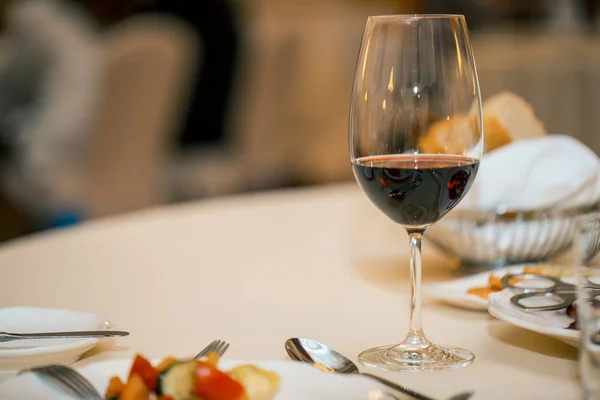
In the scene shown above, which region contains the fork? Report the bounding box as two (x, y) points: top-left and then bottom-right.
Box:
(194, 339), (230, 359)
(25, 364), (102, 399)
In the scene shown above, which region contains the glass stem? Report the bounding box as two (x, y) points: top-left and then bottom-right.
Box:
(402, 230), (429, 348)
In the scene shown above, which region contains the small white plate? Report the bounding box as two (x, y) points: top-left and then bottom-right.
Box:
(488, 286), (579, 348)
(423, 265), (533, 311)
(0, 359), (395, 400)
(0, 307), (113, 374)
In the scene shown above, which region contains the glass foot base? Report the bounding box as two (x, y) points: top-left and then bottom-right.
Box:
(358, 343), (474, 371)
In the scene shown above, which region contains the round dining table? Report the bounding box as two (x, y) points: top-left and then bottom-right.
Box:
(0, 183), (579, 399)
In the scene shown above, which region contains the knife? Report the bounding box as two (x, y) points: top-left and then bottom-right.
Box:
(0, 330), (129, 342)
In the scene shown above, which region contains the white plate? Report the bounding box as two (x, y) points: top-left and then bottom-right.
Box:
(0, 307), (112, 374)
(488, 286), (579, 348)
(423, 265), (537, 311)
(0, 359), (396, 400)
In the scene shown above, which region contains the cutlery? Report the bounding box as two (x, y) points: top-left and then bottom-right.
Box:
(194, 339), (230, 359)
(285, 338), (474, 400)
(0, 330), (129, 342)
(25, 365), (102, 400)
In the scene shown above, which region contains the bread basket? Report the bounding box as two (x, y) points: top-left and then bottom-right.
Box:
(426, 203), (599, 268)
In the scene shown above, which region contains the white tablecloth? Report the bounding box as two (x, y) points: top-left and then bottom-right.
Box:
(0, 183), (579, 399)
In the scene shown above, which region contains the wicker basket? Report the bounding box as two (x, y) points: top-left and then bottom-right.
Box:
(427, 204), (599, 268)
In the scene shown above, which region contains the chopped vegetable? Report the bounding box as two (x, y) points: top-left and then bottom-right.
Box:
(158, 361), (196, 399)
(228, 365), (280, 400)
(155, 356), (178, 373)
(129, 354), (159, 392)
(205, 352), (220, 368)
(120, 374), (149, 400)
(105, 376), (125, 400)
(195, 361), (247, 400)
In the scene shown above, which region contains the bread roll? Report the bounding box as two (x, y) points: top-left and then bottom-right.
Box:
(419, 91), (546, 154)
(418, 115), (479, 154)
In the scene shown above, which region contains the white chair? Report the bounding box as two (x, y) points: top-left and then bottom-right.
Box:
(83, 15), (198, 218)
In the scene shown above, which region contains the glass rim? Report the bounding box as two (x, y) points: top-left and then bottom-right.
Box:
(367, 14), (465, 21)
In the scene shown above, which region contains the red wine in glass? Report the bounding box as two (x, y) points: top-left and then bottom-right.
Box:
(352, 154), (479, 229)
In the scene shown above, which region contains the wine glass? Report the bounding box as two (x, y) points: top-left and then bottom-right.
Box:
(349, 15), (483, 371)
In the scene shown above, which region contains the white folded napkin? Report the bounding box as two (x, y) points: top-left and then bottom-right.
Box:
(459, 135), (600, 211)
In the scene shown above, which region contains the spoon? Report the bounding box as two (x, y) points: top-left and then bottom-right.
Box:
(285, 338), (473, 400)
(0, 330), (129, 342)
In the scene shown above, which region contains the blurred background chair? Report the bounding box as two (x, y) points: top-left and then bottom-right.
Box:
(0, 0), (101, 235)
(83, 15), (197, 218)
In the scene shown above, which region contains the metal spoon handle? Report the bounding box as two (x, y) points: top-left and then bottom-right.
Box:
(0, 330), (129, 342)
(361, 372), (438, 400)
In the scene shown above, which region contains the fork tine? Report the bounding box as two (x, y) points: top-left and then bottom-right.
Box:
(29, 365), (101, 399)
(55, 366), (101, 399)
(194, 339), (219, 359)
(215, 341), (230, 357)
(194, 339), (230, 359)
(31, 368), (82, 399)
(48, 365), (101, 399)
(211, 340), (223, 356)
(52, 373), (91, 399)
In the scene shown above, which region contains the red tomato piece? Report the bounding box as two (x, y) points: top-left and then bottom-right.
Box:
(128, 354), (159, 392)
(195, 361), (246, 400)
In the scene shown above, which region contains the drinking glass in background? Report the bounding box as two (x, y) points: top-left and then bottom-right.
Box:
(575, 211), (600, 399)
(349, 15), (482, 370)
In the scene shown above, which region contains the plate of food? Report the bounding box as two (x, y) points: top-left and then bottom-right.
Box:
(423, 264), (557, 311)
(488, 280), (579, 348)
(0, 353), (392, 400)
